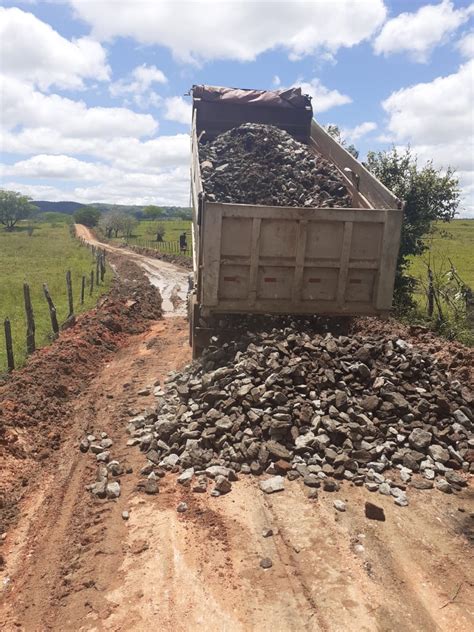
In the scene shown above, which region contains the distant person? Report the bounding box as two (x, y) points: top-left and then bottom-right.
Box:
(179, 231), (188, 253)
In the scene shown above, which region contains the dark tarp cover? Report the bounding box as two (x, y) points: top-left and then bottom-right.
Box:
(192, 85), (312, 110)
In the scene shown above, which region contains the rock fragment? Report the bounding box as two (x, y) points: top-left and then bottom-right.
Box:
(259, 476), (285, 494)
(365, 502), (385, 521)
(260, 557), (273, 569)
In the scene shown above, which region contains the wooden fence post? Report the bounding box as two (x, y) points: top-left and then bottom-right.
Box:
(95, 256), (100, 286)
(4, 318), (15, 372)
(100, 253), (106, 282)
(23, 283), (36, 355)
(81, 275), (86, 305)
(43, 284), (59, 337)
(90, 270), (94, 296)
(66, 270), (74, 316)
(427, 268), (434, 318)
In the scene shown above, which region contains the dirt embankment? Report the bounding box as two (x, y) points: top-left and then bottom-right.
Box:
(120, 244), (193, 270)
(351, 317), (474, 384)
(0, 255), (162, 531)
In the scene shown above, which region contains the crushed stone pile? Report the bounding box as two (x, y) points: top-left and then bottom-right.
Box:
(199, 123), (353, 208)
(81, 324), (472, 506)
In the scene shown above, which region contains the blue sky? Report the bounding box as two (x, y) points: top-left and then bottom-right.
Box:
(1, 1), (473, 215)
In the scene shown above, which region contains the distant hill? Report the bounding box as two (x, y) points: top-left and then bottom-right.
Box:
(33, 200), (191, 219)
(33, 200), (85, 214)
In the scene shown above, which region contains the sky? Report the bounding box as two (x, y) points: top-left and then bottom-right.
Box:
(0, 0), (473, 216)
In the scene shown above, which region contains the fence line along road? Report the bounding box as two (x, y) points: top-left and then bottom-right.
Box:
(2, 247), (107, 373)
(125, 237), (192, 257)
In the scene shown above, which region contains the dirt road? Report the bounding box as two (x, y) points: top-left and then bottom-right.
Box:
(75, 223), (189, 315)
(1, 234), (473, 631)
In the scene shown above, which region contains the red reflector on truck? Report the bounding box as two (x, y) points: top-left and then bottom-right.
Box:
(308, 278), (321, 283)
(223, 276), (239, 282)
(264, 277), (277, 283)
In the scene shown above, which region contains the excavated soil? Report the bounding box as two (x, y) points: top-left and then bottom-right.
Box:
(1, 230), (473, 632)
(351, 317), (474, 384)
(0, 255), (162, 532)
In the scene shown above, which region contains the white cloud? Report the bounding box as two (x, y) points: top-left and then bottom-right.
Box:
(1, 164), (191, 207)
(297, 79), (351, 113)
(457, 31), (474, 58)
(341, 121), (377, 143)
(1, 76), (158, 139)
(66, 0), (387, 63)
(374, 1), (473, 62)
(0, 6), (110, 89)
(163, 96), (191, 125)
(272, 75), (281, 87)
(0, 71), (190, 205)
(1, 155), (118, 181)
(1, 127), (189, 174)
(110, 64), (167, 107)
(382, 60), (474, 146)
(382, 60), (474, 217)
(1, 182), (71, 202)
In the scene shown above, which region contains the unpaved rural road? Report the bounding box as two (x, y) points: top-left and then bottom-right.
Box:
(75, 223), (189, 314)
(1, 229), (473, 631)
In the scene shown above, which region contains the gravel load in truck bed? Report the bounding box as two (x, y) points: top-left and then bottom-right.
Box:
(199, 123), (353, 208)
(111, 323), (473, 506)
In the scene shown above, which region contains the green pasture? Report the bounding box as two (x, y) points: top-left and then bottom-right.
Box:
(407, 219), (474, 306)
(0, 222), (111, 372)
(110, 219), (192, 254)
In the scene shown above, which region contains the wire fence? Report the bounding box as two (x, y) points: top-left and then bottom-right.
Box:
(123, 237), (192, 258)
(2, 246), (107, 373)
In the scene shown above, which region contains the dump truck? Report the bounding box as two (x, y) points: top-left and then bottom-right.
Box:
(189, 84), (403, 356)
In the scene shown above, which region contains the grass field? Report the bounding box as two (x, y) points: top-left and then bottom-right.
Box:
(0, 222), (111, 372)
(408, 219), (474, 306)
(110, 219), (192, 254)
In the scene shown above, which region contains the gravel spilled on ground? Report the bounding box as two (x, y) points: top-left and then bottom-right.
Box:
(83, 322), (473, 508)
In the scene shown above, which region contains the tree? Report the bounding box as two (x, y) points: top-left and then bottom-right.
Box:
(155, 222), (166, 242)
(143, 205), (165, 220)
(325, 125), (359, 159)
(365, 147), (460, 307)
(99, 211), (136, 238)
(74, 206), (101, 227)
(176, 208), (193, 221)
(0, 190), (37, 231)
(121, 214), (137, 238)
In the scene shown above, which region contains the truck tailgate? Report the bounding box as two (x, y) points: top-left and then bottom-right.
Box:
(200, 202), (402, 316)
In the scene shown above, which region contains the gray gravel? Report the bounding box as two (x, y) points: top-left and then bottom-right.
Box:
(200, 123), (352, 208)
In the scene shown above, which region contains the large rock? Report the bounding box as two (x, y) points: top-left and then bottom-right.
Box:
(428, 445), (449, 463)
(408, 428), (432, 451)
(259, 476), (285, 494)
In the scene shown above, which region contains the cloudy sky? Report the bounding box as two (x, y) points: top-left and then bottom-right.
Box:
(1, 0), (473, 215)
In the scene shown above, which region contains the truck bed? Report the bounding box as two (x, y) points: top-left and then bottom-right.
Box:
(191, 115), (402, 321)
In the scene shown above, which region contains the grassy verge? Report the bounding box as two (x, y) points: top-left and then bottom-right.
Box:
(406, 219), (474, 345)
(0, 222), (112, 371)
(408, 220), (474, 293)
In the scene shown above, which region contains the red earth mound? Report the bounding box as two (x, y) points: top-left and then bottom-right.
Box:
(0, 256), (162, 528)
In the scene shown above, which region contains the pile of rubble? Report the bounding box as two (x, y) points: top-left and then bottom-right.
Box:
(199, 123), (352, 208)
(115, 325), (472, 506)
